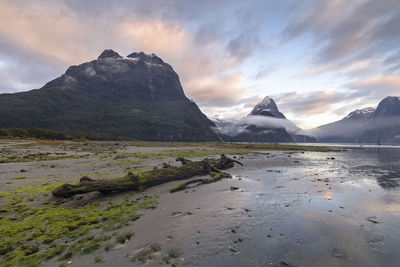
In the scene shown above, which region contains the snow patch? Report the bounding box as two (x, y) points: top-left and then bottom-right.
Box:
(84, 66), (96, 77)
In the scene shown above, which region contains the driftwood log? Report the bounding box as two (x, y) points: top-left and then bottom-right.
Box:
(52, 154), (243, 198)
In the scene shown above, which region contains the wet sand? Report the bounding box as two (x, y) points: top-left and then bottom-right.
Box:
(1, 141), (399, 266)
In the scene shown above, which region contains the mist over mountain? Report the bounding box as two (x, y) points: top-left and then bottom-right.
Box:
(0, 50), (222, 141)
(214, 97), (316, 142)
(312, 96), (400, 144)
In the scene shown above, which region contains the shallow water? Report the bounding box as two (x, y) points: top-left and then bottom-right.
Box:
(79, 148), (400, 267)
(200, 148), (400, 267)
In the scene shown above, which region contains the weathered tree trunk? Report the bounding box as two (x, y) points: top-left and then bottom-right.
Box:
(52, 154), (242, 198)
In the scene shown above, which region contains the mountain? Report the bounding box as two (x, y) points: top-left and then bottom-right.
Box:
(214, 96), (316, 143)
(361, 96), (400, 144)
(0, 50), (222, 141)
(249, 97), (286, 118)
(313, 96), (400, 144)
(312, 107), (375, 143)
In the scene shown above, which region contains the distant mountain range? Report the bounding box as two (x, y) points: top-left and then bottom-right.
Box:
(213, 97), (316, 143)
(1, 48), (398, 144)
(312, 96), (400, 144)
(0, 50), (222, 141)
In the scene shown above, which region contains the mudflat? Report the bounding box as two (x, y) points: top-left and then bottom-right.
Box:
(1, 140), (399, 267)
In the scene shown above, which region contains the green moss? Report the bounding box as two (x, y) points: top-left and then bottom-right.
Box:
(170, 184), (186, 193)
(94, 255), (103, 263)
(0, 185), (158, 266)
(13, 176), (26, 180)
(168, 248), (183, 258)
(132, 243), (161, 263)
(0, 154), (93, 164)
(58, 251), (73, 261)
(45, 245), (66, 260)
(105, 159), (144, 167)
(73, 237), (103, 254)
(115, 231), (133, 244)
(125, 166), (147, 173)
(104, 243), (113, 251)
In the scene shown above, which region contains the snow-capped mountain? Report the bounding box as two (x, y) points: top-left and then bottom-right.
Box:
(312, 96), (400, 144)
(343, 107), (375, 121)
(213, 96), (316, 143)
(249, 97), (286, 118)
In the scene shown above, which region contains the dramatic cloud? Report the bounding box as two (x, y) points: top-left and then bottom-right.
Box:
(284, 0), (400, 75)
(0, 0), (399, 128)
(274, 89), (364, 116)
(0, 0), (265, 109)
(215, 115), (303, 137)
(347, 75), (400, 94)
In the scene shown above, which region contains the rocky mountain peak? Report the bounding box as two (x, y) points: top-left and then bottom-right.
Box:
(249, 96), (286, 118)
(127, 52), (165, 65)
(0, 48), (221, 142)
(344, 107), (375, 120)
(374, 96), (400, 118)
(98, 49), (122, 59)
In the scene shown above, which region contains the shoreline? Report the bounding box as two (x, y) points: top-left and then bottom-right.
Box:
(1, 141), (399, 266)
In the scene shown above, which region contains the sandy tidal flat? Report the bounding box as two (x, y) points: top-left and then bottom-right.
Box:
(1, 140), (399, 267)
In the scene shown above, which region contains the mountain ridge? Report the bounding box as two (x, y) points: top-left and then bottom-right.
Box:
(0, 49), (222, 142)
(214, 96), (316, 143)
(312, 96), (400, 144)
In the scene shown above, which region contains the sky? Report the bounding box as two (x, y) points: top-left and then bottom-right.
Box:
(0, 0), (399, 129)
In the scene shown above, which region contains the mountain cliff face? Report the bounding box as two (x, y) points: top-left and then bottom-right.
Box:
(0, 50), (221, 141)
(361, 97), (400, 144)
(249, 97), (286, 118)
(313, 96), (400, 144)
(214, 96), (316, 143)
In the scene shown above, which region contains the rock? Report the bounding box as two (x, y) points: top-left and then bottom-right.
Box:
(229, 245), (239, 254)
(367, 216), (380, 224)
(98, 49), (122, 59)
(281, 260), (289, 265)
(331, 248), (347, 258)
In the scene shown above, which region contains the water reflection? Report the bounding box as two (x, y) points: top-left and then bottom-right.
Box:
(341, 148), (400, 190)
(202, 147), (400, 267)
(377, 171), (400, 189)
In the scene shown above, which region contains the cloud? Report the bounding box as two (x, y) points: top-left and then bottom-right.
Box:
(0, 0), (398, 130)
(0, 0), (266, 109)
(226, 30), (260, 61)
(254, 64), (277, 79)
(215, 115), (303, 137)
(0, 1), (96, 65)
(185, 74), (247, 106)
(311, 115), (400, 140)
(347, 75), (400, 93)
(384, 51), (400, 73)
(270, 74), (400, 129)
(274, 89), (364, 116)
(283, 0), (400, 75)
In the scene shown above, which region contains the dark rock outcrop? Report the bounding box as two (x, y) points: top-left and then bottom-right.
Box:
(98, 49), (122, 59)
